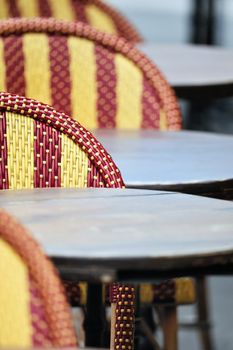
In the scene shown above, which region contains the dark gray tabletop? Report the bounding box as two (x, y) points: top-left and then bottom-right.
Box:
(1, 188), (233, 282)
(138, 44), (233, 99)
(95, 130), (233, 199)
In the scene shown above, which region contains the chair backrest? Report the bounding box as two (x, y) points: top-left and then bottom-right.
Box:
(0, 208), (77, 347)
(0, 18), (182, 130)
(0, 0), (142, 43)
(0, 92), (124, 189)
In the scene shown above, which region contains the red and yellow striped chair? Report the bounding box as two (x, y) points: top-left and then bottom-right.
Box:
(0, 208), (77, 348)
(0, 91), (133, 349)
(0, 92), (124, 190)
(0, 0), (142, 42)
(0, 18), (181, 130)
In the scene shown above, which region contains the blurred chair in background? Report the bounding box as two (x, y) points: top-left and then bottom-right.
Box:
(0, 0), (142, 42)
(0, 18), (181, 131)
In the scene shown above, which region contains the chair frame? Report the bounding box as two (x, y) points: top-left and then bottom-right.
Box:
(0, 208), (77, 347)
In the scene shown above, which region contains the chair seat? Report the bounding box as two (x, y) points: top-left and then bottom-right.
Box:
(140, 278), (196, 305)
(64, 278), (196, 307)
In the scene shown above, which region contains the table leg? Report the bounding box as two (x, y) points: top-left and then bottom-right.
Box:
(191, 0), (206, 44)
(84, 283), (106, 347)
(206, 0), (217, 45)
(191, 0), (216, 45)
(185, 100), (209, 130)
(159, 305), (178, 350)
(196, 277), (214, 350)
(140, 316), (160, 350)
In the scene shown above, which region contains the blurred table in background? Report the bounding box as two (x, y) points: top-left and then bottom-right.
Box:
(95, 129), (233, 199)
(138, 43), (233, 100)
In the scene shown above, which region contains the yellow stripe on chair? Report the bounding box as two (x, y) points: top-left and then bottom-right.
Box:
(85, 4), (117, 35)
(0, 239), (32, 347)
(17, 0), (39, 17)
(115, 54), (143, 129)
(0, 0), (9, 19)
(48, 0), (75, 20)
(68, 37), (98, 129)
(23, 33), (51, 105)
(159, 110), (168, 131)
(140, 284), (154, 304)
(175, 278), (196, 304)
(79, 282), (88, 305)
(0, 39), (6, 91)
(6, 112), (34, 190)
(61, 133), (88, 188)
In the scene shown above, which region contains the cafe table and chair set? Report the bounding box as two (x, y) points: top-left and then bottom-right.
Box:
(0, 1), (233, 350)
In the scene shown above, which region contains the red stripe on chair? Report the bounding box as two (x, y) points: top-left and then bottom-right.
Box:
(87, 160), (105, 187)
(38, 0), (52, 17)
(3, 36), (26, 96)
(48, 36), (72, 117)
(64, 281), (82, 307)
(0, 111), (9, 190)
(30, 277), (52, 347)
(8, 0), (20, 17)
(152, 279), (176, 303)
(95, 44), (117, 128)
(142, 78), (161, 129)
(72, 0), (88, 22)
(34, 121), (61, 188)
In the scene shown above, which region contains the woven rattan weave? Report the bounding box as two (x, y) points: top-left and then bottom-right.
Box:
(0, 91), (124, 189)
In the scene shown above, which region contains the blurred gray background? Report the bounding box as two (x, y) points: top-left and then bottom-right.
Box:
(108, 0), (233, 135)
(107, 2), (233, 349)
(108, 0), (232, 46)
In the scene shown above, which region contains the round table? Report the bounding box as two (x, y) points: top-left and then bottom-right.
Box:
(1, 187), (233, 280)
(138, 44), (233, 99)
(95, 130), (233, 200)
(1, 187), (232, 349)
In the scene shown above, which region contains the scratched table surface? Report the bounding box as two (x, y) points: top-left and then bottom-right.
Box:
(95, 130), (233, 199)
(1, 188), (233, 281)
(138, 44), (233, 99)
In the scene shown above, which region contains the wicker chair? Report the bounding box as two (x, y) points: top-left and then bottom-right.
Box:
(0, 18), (181, 131)
(0, 91), (124, 190)
(0, 208), (77, 347)
(0, 0), (142, 43)
(0, 91), (136, 350)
